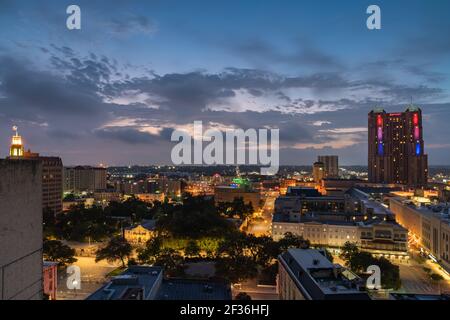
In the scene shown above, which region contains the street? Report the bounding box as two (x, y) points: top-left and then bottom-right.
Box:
(57, 256), (120, 300)
(246, 191), (277, 237)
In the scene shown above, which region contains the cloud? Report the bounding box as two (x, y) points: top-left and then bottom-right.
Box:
(1, 44), (449, 165)
(107, 14), (157, 36)
(233, 37), (343, 70)
(311, 120), (332, 126)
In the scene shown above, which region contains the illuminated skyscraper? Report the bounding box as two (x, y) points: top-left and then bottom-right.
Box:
(7, 127), (63, 214)
(368, 106), (428, 187)
(9, 126), (24, 157)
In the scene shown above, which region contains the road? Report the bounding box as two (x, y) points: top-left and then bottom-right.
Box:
(247, 191), (277, 237)
(397, 258), (450, 295)
(57, 256), (120, 300)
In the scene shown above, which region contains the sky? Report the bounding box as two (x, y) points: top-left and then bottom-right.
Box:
(0, 0), (450, 166)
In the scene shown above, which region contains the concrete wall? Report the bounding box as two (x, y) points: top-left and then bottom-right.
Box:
(0, 159), (43, 300)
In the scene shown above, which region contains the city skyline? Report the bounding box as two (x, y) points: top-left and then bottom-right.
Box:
(1, 0), (450, 166)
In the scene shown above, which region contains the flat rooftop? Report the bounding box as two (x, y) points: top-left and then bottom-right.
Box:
(280, 249), (370, 300)
(157, 279), (231, 300)
(86, 266), (163, 300)
(87, 266), (232, 300)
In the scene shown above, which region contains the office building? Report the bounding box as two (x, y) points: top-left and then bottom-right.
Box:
(368, 106), (428, 187)
(390, 197), (450, 272)
(278, 249), (370, 300)
(318, 155), (339, 178)
(64, 166), (107, 192)
(313, 161), (325, 183)
(7, 127), (63, 214)
(0, 159), (43, 300)
(214, 186), (262, 210)
(272, 187), (409, 262)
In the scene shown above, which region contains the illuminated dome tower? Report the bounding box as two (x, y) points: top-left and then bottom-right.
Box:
(10, 126), (24, 158)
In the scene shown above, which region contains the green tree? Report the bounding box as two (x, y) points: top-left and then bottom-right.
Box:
(277, 232), (310, 252)
(137, 236), (163, 264)
(215, 256), (258, 283)
(95, 236), (132, 268)
(340, 242), (360, 262)
(154, 248), (185, 277)
(340, 242), (401, 290)
(185, 240), (201, 258)
(43, 239), (77, 266)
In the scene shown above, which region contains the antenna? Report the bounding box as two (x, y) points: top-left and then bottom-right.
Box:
(12, 125), (18, 135)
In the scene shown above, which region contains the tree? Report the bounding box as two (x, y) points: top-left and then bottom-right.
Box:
(137, 236), (163, 264)
(278, 232), (310, 251)
(43, 239), (77, 266)
(235, 292), (252, 300)
(154, 248), (186, 277)
(340, 242), (401, 290)
(340, 242), (360, 263)
(215, 256), (258, 284)
(157, 196), (234, 238)
(96, 236), (132, 268)
(185, 240), (201, 258)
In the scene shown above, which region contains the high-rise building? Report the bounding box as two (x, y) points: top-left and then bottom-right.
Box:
(0, 159), (43, 300)
(318, 155), (339, 178)
(368, 106), (428, 187)
(63, 166), (107, 192)
(7, 127), (63, 214)
(312, 161), (325, 183)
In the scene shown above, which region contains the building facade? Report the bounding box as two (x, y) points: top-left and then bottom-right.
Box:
(318, 155), (339, 178)
(124, 220), (157, 246)
(7, 128), (63, 214)
(64, 166), (107, 193)
(0, 159), (43, 300)
(43, 261), (58, 300)
(312, 161), (325, 183)
(278, 249), (369, 300)
(368, 107), (428, 187)
(214, 186), (262, 210)
(390, 197), (450, 272)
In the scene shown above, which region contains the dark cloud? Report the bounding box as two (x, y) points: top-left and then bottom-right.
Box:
(94, 127), (169, 144)
(1, 45), (449, 165)
(233, 37), (343, 70)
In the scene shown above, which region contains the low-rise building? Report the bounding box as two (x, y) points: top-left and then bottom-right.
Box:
(124, 220), (157, 246)
(43, 261), (58, 300)
(390, 197), (450, 272)
(135, 193), (165, 204)
(214, 186), (262, 210)
(278, 249), (370, 300)
(86, 266), (232, 300)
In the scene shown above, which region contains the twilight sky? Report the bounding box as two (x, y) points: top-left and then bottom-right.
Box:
(1, 0), (450, 166)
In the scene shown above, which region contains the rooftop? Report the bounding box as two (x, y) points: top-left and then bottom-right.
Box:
(157, 279), (232, 300)
(279, 249), (370, 300)
(86, 266), (232, 301)
(86, 266), (163, 300)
